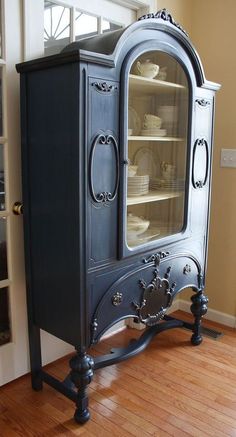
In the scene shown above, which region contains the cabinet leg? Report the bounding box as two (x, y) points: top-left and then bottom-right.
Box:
(190, 290), (208, 345)
(28, 325), (43, 391)
(69, 349), (94, 424)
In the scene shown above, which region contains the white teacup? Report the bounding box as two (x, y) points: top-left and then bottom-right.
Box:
(143, 114), (162, 129)
(136, 60), (159, 79)
(128, 165), (138, 177)
(161, 162), (176, 180)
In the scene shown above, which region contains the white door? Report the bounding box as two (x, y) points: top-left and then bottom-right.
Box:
(0, 0), (151, 385)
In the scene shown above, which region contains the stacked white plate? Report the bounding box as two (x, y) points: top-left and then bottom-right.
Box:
(140, 128), (167, 137)
(128, 175), (149, 196)
(150, 177), (185, 191)
(150, 220), (183, 237)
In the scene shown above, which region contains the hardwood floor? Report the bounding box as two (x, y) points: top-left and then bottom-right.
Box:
(1, 310), (236, 436)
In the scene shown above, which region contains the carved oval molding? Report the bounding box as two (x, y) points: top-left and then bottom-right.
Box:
(89, 133), (119, 204)
(192, 138), (209, 189)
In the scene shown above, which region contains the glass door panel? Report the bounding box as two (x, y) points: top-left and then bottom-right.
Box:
(127, 51), (189, 248)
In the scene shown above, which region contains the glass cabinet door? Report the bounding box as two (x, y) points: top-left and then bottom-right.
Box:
(126, 51), (189, 248)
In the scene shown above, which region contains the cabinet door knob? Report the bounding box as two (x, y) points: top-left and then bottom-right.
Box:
(13, 202), (23, 215)
(123, 159), (130, 165)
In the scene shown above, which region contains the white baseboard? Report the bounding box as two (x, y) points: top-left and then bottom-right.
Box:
(101, 320), (127, 339)
(177, 299), (236, 328)
(101, 298), (236, 337)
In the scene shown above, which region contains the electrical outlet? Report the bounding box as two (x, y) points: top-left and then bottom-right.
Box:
(220, 149), (236, 168)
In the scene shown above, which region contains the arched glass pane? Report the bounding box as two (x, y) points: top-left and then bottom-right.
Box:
(126, 51), (189, 248)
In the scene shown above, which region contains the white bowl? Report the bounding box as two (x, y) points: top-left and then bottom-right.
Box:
(127, 214), (150, 237)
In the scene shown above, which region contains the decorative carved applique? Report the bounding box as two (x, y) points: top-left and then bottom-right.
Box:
(90, 318), (98, 344)
(138, 8), (188, 37)
(112, 292), (123, 306)
(133, 268), (176, 326)
(183, 264), (192, 275)
(198, 273), (204, 290)
(95, 192), (113, 203)
(92, 82), (118, 93)
(143, 251), (170, 266)
(196, 98), (211, 107)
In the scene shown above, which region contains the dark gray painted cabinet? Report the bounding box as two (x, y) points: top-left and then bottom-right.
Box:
(16, 10), (220, 424)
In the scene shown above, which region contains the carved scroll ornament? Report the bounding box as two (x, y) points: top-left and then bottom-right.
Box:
(138, 8), (188, 37)
(133, 268), (176, 326)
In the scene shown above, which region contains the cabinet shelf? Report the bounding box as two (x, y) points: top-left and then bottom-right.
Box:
(128, 136), (184, 142)
(129, 74), (186, 94)
(127, 190), (183, 206)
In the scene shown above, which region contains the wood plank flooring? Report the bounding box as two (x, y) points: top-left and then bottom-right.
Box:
(1, 310), (236, 436)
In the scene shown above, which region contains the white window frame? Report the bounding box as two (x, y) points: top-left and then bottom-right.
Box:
(43, 0), (128, 55)
(0, 0), (12, 347)
(23, 0), (152, 60)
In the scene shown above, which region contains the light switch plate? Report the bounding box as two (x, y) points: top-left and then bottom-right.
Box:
(220, 149), (236, 168)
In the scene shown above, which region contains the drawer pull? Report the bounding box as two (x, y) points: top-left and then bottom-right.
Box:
(112, 292), (123, 306)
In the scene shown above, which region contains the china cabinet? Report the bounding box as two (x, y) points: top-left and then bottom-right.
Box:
(16, 9), (220, 424)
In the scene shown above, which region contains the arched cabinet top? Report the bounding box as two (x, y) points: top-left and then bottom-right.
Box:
(62, 9), (220, 91)
(16, 8), (220, 91)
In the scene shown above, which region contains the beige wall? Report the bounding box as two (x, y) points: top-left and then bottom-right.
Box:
(155, 0), (236, 316)
(156, 0), (193, 34)
(191, 0), (236, 316)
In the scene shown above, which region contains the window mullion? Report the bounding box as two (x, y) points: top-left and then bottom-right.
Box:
(70, 7), (75, 42)
(98, 16), (102, 35)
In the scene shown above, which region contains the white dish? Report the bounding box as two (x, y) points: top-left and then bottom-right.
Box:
(133, 148), (157, 177)
(128, 190), (149, 196)
(128, 107), (141, 135)
(140, 129), (166, 137)
(127, 214), (150, 237)
(128, 227), (161, 246)
(128, 175), (149, 180)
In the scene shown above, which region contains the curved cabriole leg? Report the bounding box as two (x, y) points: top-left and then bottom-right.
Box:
(190, 290), (208, 345)
(69, 350), (94, 424)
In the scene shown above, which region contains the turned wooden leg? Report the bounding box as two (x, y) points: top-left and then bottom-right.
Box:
(69, 349), (94, 424)
(190, 290), (208, 346)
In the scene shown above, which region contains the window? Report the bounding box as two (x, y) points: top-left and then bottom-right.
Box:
(102, 18), (122, 33)
(44, 1), (123, 56)
(75, 11), (98, 41)
(44, 2), (71, 56)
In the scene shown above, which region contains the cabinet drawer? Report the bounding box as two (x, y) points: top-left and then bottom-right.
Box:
(91, 253), (201, 343)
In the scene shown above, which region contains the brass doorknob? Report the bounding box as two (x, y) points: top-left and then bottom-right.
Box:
(13, 202), (23, 215)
